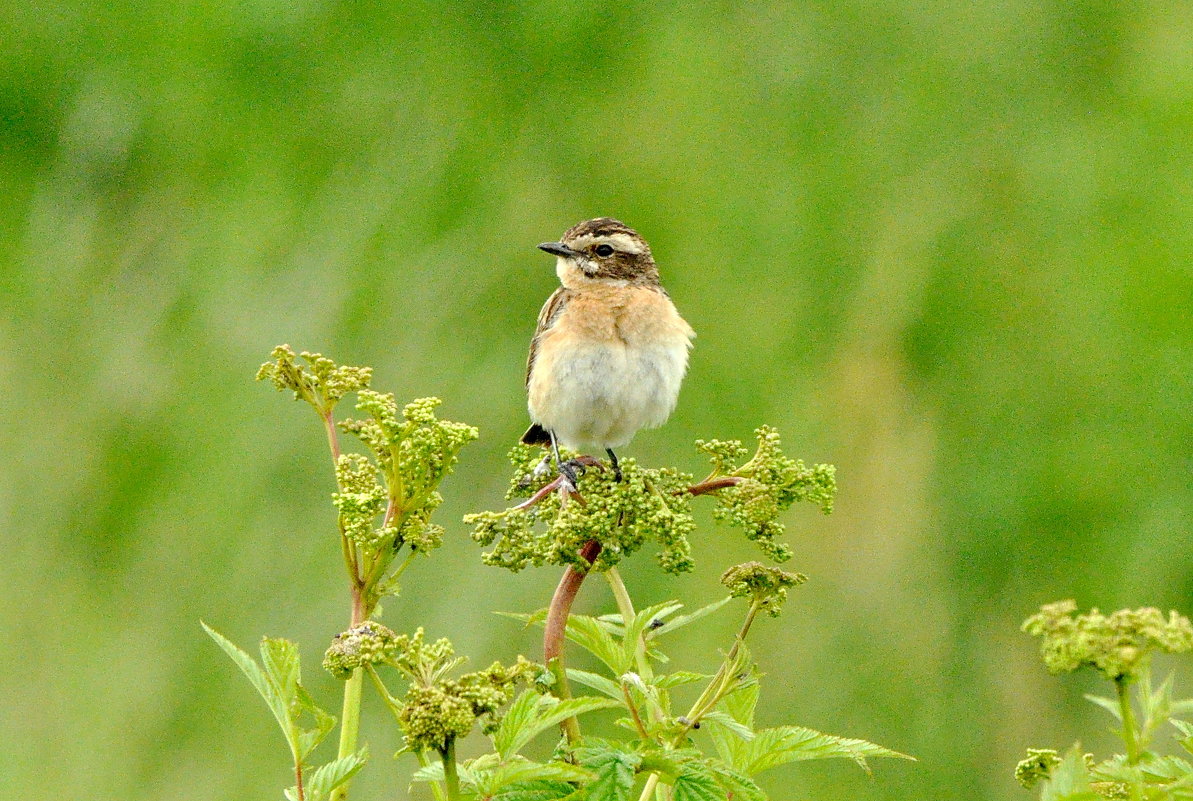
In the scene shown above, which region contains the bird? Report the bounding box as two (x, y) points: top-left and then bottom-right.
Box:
(522, 217), (695, 490)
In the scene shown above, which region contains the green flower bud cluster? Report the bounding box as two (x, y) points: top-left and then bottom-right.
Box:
(256, 344), (372, 413)
(386, 628), (535, 751)
(720, 561), (807, 617)
(1014, 748), (1062, 789)
(332, 454), (395, 551)
(700, 426), (836, 563)
(338, 392), (478, 558)
(323, 621), (400, 679)
(1022, 600), (1193, 680)
(467, 444), (697, 574)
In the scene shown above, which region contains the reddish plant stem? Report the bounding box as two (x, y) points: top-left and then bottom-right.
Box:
(684, 476), (742, 496)
(543, 539), (602, 743)
(294, 761), (305, 801)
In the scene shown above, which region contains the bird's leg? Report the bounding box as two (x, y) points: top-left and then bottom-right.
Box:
(606, 448), (622, 482)
(551, 430), (583, 492)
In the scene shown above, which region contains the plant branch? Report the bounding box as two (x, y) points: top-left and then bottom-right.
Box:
(544, 539), (603, 743)
(294, 759), (305, 801)
(676, 599), (761, 739)
(441, 740), (461, 801)
(684, 476), (742, 496)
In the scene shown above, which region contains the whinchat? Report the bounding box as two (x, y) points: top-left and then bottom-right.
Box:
(521, 218), (695, 489)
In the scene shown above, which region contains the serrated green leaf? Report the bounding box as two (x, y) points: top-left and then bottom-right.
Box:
(307, 748), (368, 799)
(648, 597), (732, 640)
(738, 725), (912, 775)
(261, 637), (301, 708)
(483, 759), (591, 794)
(202, 623), (290, 740)
(707, 761), (767, 801)
(721, 680), (759, 727)
(577, 746), (639, 801)
(495, 693), (619, 758)
(295, 684), (336, 761)
(494, 691), (542, 758)
(567, 669), (624, 701)
(565, 615), (628, 674)
(672, 761), (724, 801)
(492, 780), (581, 801)
(653, 671), (710, 690)
(702, 710), (755, 742)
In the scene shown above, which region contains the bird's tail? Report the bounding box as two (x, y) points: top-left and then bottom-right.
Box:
(521, 423), (551, 446)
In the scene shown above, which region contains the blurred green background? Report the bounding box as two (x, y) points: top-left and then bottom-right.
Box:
(3, 1), (1191, 799)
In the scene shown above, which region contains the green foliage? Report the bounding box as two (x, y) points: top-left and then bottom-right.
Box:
(257, 345), (373, 415)
(1019, 602), (1193, 801)
(1023, 600), (1193, 681)
(468, 428), (836, 575)
(698, 427), (836, 563)
(202, 623), (367, 801)
(207, 346), (899, 801)
(719, 562), (807, 617)
(468, 445), (697, 574)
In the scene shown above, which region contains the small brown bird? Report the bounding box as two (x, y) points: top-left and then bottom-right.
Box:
(522, 218), (695, 488)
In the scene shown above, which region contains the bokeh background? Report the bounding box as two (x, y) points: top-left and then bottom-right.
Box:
(3, 1), (1192, 799)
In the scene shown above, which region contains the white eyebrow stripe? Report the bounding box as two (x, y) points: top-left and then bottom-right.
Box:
(568, 232), (645, 255)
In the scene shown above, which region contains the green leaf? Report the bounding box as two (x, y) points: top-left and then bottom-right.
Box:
(1173, 718), (1193, 755)
(260, 636), (301, 708)
(494, 691), (541, 759)
(623, 602), (684, 665)
(575, 742), (641, 801)
(1083, 694), (1122, 721)
(701, 710), (755, 742)
(738, 725), (913, 775)
(567, 669), (624, 701)
(1041, 746), (1099, 801)
(565, 615), (627, 674)
(707, 761), (767, 801)
(672, 761), (724, 801)
(494, 692), (619, 758)
(721, 680), (759, 728)
(202, 623), (289, 739)
(492, 780), (581, 801)
(498, 609), (549, 628)
(307, 748), (369, 799)
(484, 760), (591, 794)
(647, 597), (732, 639)
(294, 683), (337, 760)
(653, 671), (710, 690)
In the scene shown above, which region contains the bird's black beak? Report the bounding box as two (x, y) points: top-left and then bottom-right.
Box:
(538, 241), (577, 258)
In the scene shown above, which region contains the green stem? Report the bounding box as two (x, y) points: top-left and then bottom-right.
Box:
(441, 740), (461, 801)
(676, 599), (761, 740)
(636, 772), (661, 801)
(1117, 676), (1141, 764)
(1116, 675), (1146, 801)
(329, 668), (364, 801)
(605, 569), (651, 677)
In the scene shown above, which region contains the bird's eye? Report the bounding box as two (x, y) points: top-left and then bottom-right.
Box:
(595, 244), (614, 257)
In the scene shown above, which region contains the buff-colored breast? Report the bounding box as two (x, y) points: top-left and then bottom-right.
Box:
(527, 284), (694, 451)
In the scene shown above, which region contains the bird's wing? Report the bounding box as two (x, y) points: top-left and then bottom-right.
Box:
(525, 287), (569, 388)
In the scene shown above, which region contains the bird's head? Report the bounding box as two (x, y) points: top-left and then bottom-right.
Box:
(538, 218), (660, 286)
